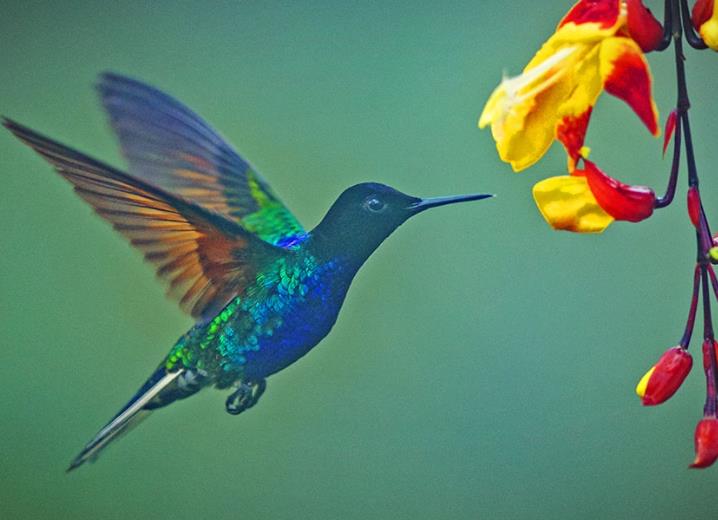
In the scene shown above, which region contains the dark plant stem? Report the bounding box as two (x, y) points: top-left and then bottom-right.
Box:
(670, 0), (714, 252)
(662, 0), (717, 417)
(709, 265), (718, 299)
(656, 0), (684, 206)
(654, 114), (681, 207)
(701, 267), (718, 417)
(656, 0), (675, 51)
(680, 0), (709, 49)
(680, 265), (701, 348)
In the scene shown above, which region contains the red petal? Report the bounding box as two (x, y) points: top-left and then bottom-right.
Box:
(691, 417), (718, 469)
(602, 41), (659, 135)
(642, 346), (693, 406)
(663, 110), (677, 156)
(626, 0), (664, 52)
(688, 187), (702, 228)
(559, 0), (621, 29)
(692, 0), (715, 30)
(578, 160), (656, 222)
(556, 108), (593, 169)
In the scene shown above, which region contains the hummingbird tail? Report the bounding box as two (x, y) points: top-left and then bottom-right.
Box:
(67, 368), (183, 472)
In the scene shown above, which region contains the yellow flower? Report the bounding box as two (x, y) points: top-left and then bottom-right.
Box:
(479, 0), (660, 233)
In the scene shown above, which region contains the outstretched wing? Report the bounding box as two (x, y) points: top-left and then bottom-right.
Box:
(97, 72), (305, 247)
(4, 118), (285, 321)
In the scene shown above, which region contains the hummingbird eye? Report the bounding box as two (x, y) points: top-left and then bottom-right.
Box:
(363, 195), (387, 213)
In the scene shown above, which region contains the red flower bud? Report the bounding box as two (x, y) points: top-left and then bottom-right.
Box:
(691, 417), (718, 468)
(687, 187), (702, 227)
(578, 160), (656, 222)
(662, 110), (677, 157)
(626, 0), (664, 52)
(636, 347), (693, 405)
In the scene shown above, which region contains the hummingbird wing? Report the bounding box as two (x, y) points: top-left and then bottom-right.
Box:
(96, 72), (305, 247)
(4, 119), (286, 321)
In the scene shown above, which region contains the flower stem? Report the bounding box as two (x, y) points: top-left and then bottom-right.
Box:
(656, 0), (675, 51)
(701, 266), (718, 416)
(680, 0), (709, 50)
(670, 0), (714, 254)
(654, 112), (681, 208)
(680, 265), (701, 348)
(708, 265), (718, 302)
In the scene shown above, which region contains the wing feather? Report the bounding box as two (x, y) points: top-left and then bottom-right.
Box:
(97, 72), (305, 246)
(4, 118), (284, 321)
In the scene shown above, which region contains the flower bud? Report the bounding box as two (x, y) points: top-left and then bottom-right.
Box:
(635, 346), (692, 405)
(626, 0), (664, 52)
(691, 417), (718, 468)
(662, 110), (677, 157)
(687, 187), (701, 228)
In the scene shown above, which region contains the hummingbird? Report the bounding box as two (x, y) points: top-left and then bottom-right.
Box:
(3, 73), (491, 472)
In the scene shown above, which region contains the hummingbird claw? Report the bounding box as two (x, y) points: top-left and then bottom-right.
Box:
(225, 379), (267, 415)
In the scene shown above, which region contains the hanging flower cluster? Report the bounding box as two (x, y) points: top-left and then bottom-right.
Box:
(480, 0), (718, 468)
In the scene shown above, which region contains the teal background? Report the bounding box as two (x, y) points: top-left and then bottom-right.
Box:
(1, 1), (716, 518)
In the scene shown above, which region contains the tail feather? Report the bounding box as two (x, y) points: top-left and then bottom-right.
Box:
(67, 369), (182, 472)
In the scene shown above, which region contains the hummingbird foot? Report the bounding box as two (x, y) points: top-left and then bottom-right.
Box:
(225, 379), (266, 415)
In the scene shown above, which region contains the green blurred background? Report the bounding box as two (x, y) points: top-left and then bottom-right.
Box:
(1, 1), (716, 518)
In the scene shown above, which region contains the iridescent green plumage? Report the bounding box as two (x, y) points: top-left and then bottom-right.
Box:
(165, 250), (345, 381)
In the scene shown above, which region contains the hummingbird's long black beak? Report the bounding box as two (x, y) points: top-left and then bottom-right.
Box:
(408, 193), (494, 213)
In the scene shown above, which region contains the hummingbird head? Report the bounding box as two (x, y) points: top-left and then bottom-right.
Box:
(311, 182), (492, 265)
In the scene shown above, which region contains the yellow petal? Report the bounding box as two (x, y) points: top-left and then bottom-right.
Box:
(532, 176), (614, 233)
(480, 44), (581, 171)
(479, 85), (504, 129)
(635, 366), (656, 398)
(557, 44), (603, 119)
